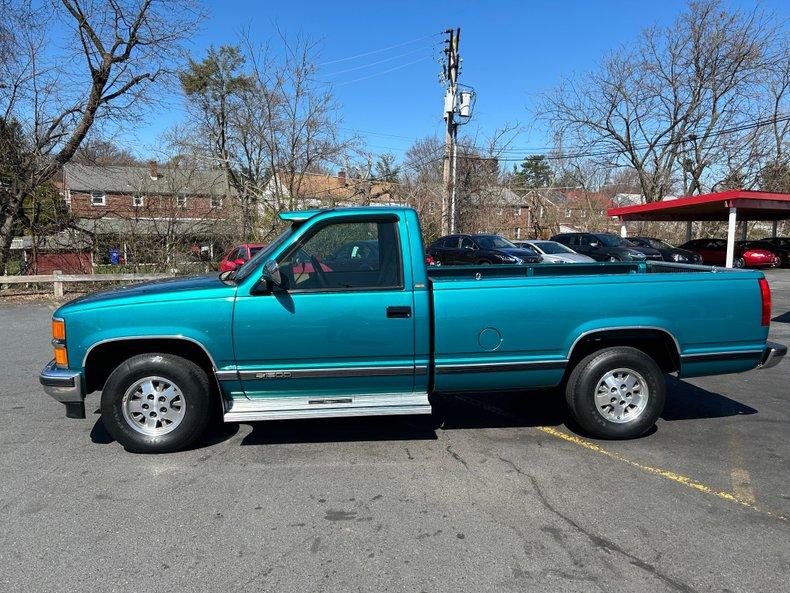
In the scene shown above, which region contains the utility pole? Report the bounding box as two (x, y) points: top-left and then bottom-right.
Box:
(442, 28), (460, 235)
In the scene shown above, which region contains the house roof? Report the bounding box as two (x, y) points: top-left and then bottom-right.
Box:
(63, 164), (232, 197)
(274, 171), (395, 202)
(74, 217), (233, 236)
(559, 189), (616, 209)
(10, 230), (92, 251)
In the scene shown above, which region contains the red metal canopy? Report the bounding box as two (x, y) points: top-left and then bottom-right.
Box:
(607, 189), (790, 221)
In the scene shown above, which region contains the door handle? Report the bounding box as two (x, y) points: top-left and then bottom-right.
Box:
(387, 306), (411, 318)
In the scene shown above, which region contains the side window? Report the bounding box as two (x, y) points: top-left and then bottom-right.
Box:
(443, 236), (459, 248)
(578, 235), (592, 246)
(279, 220), (402, 291)
(460, 236), (475, 249)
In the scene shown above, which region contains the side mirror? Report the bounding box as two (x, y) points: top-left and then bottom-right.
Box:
(234, 258), (246, 266)
(262, 260), (283, 287)
(589, 242), (600, 248)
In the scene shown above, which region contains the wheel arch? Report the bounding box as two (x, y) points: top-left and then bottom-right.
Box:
(566, 327), (681, 375)
(83, 337), (220, 395)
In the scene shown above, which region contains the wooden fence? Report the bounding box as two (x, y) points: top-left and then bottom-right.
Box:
(0, 270), (175, 297)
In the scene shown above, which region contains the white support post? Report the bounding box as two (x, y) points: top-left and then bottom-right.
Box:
(685, 221), (692, 243)
(772, 220), (778, 238)
(619, 220), (627, 238)
(725, 207), (737, 268)
(53, 270), (64, 298)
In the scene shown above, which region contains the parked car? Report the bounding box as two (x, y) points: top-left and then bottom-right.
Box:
(513, 240), (595, 263)
(426, 234), (542, 265)
(551, 232), (663, 262)
(40, 206), (785, 453)
(759, 236), (790, 251)
(679, 238), (780, 268)
(628, 237), (702, 264)
(219, 243), (266, 272)
(740, 240), (790, 267)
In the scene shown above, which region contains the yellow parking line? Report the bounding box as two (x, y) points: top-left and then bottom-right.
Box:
(727, 424), (756, 504)
(537, 426), (786, 522)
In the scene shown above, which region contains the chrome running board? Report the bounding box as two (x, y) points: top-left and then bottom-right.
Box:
(223, 392), (431, 422)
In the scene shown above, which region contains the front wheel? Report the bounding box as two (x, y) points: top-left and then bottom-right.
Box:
(101, 353), (212, 453)
(565, 346), (666, 439)
(607, 256), (620, 262)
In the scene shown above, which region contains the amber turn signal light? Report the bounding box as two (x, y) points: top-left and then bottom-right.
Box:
(52, 318), (66, 341)
(54, 346), (68, 367)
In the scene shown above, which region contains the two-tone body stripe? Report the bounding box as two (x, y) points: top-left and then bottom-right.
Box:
(216, 360), (564, 381)
(679, 349), (763, 363)
(434, 360), (568, 374)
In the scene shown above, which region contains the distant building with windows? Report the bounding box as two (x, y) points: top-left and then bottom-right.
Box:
(56, 162), (236, 266)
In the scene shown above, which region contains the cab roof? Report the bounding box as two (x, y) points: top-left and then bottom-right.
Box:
(278, 206), (412, 224)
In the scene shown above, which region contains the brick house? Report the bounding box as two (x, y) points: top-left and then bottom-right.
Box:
(59, 162), (236, 266)
(259, 170), (401, 210)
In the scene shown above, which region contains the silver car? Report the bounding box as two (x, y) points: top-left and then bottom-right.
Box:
(513, 240), (596, 263)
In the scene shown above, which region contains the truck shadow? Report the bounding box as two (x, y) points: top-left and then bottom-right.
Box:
(772, 311), (790, 323)
(239, 379), (756, 446)
(661, 376), (757, 421)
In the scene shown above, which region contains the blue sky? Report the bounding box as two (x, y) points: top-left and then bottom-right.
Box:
(133, 0), (789, 162)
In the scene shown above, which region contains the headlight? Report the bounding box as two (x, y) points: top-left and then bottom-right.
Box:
(671, 253), (688, 262)
(628, 250), (646, 259)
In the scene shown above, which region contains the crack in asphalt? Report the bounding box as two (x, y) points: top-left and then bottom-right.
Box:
(497, 455), (697, 593)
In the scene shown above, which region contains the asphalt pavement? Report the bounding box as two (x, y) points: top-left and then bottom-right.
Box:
(0, 270), (788, 593)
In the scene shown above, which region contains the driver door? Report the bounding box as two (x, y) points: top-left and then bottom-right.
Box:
(232, 216), (416, 400)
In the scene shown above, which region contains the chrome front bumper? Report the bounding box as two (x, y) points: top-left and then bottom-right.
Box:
(40, 360), (86, 418)
(759, 341), (787, 369)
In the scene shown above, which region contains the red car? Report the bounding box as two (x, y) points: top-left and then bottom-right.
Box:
(218, 243), (266, 272)
(679, 238), (780, 268)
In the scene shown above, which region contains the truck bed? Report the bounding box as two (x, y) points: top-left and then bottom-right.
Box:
(427, 260), (731, 281)
(426, 261), (767, 392)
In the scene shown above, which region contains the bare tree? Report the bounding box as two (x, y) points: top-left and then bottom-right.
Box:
(541, 0), (787, 202)
(0, 0), (201, 273)
(178, 33), (354, 242)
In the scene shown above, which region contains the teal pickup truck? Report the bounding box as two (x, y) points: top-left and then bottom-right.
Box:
(40, 207), (786, 453)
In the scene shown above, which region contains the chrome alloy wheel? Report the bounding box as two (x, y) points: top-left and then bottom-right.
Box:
(121, 376), (186, 436)
(594, 368), (649, 424)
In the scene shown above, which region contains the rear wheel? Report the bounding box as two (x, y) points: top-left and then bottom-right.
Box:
(565, 347), (665, 439)
(101, 353), (212, 453)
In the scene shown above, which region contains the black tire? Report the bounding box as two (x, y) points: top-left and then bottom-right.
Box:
(607, 255), (620, 262)
(477, 259), (492, 265)
(101, 353), (212, 453)
(565, 346), (665, 439)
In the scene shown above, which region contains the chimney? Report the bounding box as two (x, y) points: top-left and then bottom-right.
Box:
(337, 170), (346, 185)
(148, 160), (159, 180)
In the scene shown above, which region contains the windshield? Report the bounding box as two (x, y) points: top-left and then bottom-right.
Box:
(638, 238), (673, 249)
(233, 226), (295, 282)
(475, 235), (516, 249)
(594, 234), (628, 247)
(532, 241), (574, 254)
(249, 246), (264, 256)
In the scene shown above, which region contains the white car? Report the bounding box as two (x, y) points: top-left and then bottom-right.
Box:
(513, 240), (596, 263)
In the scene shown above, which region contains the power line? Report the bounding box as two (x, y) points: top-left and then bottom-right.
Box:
(316, 33), (442, 67)
(453, 114), (790, 162)
(330, 56), (432, 87)
(321, 45), (436, 78)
